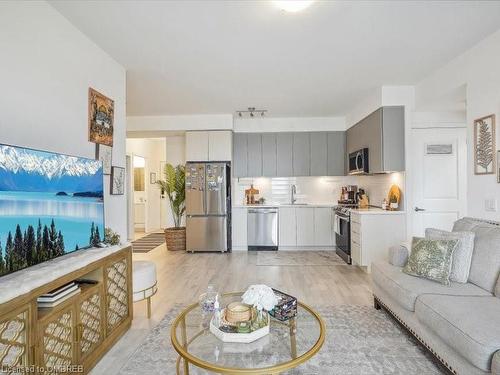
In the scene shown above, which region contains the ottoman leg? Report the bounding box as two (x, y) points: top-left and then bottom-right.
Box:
(147, 296), (152, 318)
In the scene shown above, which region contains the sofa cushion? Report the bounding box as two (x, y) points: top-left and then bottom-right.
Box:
(416, 295), (500, 371)
(371, 261), (490, 311)
(403, 237), (458, 285)
(453, 217), (500, 292)
(426, 228), (475, 283)
(496, 274), (500, 298)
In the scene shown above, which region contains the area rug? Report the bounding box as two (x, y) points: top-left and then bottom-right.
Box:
(256, 251), (347, 266)
(118, 305), (445, 374)
(131, 232), (165, 253)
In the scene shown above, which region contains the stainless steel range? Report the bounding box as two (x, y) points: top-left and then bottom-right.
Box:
(334, 204), (357, 264)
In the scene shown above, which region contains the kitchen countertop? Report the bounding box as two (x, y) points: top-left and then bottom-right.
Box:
(350, 207), (406, 215)
(233, 204), (405, 214)
(233, 203), (337, 208)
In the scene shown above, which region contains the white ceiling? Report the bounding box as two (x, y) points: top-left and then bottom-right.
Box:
(50, 0), (500, 117)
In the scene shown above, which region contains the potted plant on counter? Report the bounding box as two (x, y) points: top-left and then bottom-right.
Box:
(156, 163), (186, 251)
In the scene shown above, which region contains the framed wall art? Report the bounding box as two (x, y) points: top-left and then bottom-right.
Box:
(89, 87), (114, 147)
(474, 114), (495, 175)
(110, 166), (125, 195)
(95, 144), (112, 175)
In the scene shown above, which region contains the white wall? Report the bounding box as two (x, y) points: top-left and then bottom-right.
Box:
(0, 2), (127, 239)
(163, 136), (186, 228)
(233, 117), (346, 132)
(127, 114), (233, 132)
(126, 138), (166, 232)
(416, 29), (500, 221)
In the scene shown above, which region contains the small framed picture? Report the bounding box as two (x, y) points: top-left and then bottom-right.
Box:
(474, 114), (495, 175)
(110, 166), (125, 195)
(150, 172), (157, 184)
(95, 144), (112, 175)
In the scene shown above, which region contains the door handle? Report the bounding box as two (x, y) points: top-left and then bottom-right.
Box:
(414, 207), (426, 212)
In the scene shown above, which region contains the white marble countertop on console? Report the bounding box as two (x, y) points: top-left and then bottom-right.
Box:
(350, 207), (406, 215)
(0, 243), (130, 305)
(233, 203), (337, 208)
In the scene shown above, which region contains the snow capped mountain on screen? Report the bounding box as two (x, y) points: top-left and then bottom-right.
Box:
(0, 145), (103, 193)
(0, 145), (100, 178)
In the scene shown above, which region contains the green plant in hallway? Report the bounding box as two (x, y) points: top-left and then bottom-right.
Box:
(156, 164), (186, 251)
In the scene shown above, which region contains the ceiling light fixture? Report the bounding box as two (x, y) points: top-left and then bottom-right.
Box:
(273, 0), (314, 13)
(236, 107), (267, 118)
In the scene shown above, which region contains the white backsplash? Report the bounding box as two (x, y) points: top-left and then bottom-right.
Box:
(232, 172), (405, 209)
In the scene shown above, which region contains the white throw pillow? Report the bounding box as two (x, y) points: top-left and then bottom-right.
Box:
(425, 228), (475, 283)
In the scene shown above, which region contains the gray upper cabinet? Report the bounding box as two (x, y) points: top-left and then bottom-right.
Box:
(346, 106), (404, 174)
(327, 132), (346, 176)
(277, 133), (293, 177)
(261, 133), (277, 177)
(233, 133), (247, 178)
(293, 133), (310, 176)
(247, 133), (262, 177)
(381, 107), (405, 172)
(310, 132), (328, 176)
(233, 130), (347, 177)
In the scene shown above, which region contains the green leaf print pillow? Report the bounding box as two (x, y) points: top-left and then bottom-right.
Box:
(403, 237), (459, 285)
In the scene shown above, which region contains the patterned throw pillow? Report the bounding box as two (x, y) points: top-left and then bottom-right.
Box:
(425, 228), (475, 283)
(403, 237), (459, 285)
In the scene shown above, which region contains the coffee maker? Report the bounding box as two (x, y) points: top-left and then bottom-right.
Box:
(339, 185), (358, 205)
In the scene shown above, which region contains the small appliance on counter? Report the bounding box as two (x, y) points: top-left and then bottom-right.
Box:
(339, 185), (358, 206)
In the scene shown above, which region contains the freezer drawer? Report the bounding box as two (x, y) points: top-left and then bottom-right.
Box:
(186, 216), (227, 252)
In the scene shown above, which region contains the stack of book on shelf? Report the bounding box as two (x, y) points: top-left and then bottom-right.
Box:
(37, 282), (81, 308)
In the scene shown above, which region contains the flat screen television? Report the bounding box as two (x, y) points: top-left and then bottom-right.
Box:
(0, 143), (104, 277)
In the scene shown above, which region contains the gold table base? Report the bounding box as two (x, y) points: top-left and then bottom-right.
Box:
(170, 292), (325, 375)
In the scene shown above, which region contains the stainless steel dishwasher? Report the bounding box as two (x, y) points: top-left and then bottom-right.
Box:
(247, 208), (278, 250)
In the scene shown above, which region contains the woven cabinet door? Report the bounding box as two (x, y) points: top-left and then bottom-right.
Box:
(76, 287), (104, 363)
(104, 256), (130, 335)
(0, 304), (31, 374)
(38, 305), (77, 375)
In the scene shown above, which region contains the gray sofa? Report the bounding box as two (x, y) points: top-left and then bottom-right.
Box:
(371, 217), (500, 375)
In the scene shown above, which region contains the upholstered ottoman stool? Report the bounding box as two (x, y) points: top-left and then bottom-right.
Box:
(132, 260), (157, 318)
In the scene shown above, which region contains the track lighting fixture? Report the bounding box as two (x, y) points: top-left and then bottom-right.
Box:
(236, 107), (267, 118)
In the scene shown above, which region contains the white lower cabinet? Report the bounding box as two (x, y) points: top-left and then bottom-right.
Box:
(350, 211), (406, 272)
(279, 206), (334, 250)
(231, 208), (247, 250)
(296, 208), (315, 246)
(279, 207), (297, 247)
(314, 208), (333, 246)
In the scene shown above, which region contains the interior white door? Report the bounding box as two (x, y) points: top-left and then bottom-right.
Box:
(411, 127), (467, 236)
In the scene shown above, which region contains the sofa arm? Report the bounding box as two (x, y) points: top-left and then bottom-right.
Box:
(388, 245), (408, 267)
(492, 350), (500, 375)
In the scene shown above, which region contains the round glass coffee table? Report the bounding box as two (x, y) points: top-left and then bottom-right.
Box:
(171, 292), (325, 374)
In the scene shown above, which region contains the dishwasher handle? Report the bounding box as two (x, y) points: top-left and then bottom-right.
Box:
(248, 209), (278, 214)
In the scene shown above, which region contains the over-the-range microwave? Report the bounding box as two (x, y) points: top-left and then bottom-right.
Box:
(348, 148), (369, 175)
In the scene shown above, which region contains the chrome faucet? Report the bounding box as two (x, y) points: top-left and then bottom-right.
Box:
(291, 184), (297, 204)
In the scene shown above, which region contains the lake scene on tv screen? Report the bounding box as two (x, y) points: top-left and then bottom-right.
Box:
(0, 144), (104, 276)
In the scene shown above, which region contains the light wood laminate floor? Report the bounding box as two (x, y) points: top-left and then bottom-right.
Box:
(91, 245), (373, 374)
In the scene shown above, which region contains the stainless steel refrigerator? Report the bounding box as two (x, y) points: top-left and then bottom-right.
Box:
(185, 162), (231, 252)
